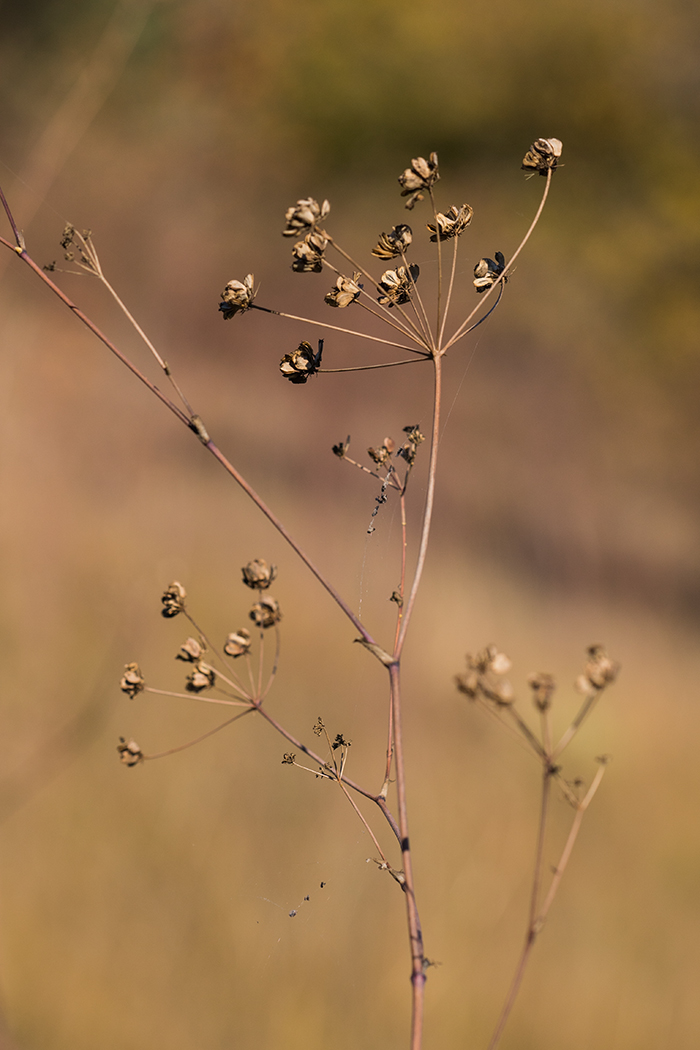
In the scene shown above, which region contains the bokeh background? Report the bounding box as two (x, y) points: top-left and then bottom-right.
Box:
(1, 0), (700, 1047)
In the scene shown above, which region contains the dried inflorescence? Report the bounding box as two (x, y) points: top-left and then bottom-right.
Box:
(249, 596), (282, 628)
(377, 264), (420, 307)
(242, 559), (277, 590)
(576, 645), (619, 693)
(455, 645), (514, 705)
(398, 153), (440, 210)
(120, 662), (145, 699)
(279, 340), (324, 384)
(371, 224), (413, 260)
(224, 629), (252, 657)
(161, 581), (186, 618)
(291, 231), (328, 273)
(397, 425), (425, 466)
(117, 737), (143, 767)
(324, 272), (362, 308)
(186, 662), (216, 693)
(282, 197), (330, 238)
(473, 252), (506, 293)
(427, 204), (473, 242)
(176, 637), (205, 662)
(528, 672), (556, 712)
(219, 274), (255, 319)
(521, 138), (563, 177)
(367, 436), (395, 466)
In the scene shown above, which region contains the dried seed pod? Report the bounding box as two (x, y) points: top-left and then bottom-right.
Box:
(528, 671), (556, 711)
(396, 425), (425, 466)
(120, 662), (145, 698)
(224, 629), (252, 657)
(280, 340), (323, 384)
(176, 637), (205, 662)
(377, 264), (419, 307)
(427, 204), (473, 241)
(161, 581), (186, 618)
(367, 437), (395, 466)
(371, 224), (413, 259)
(282, 197), (330, 238)
(242, 559), (277, 590)
(219, 274), (255, 319)
(579, 645), (618, 691)
(249, 597), (282, 628)
(324, 272), (362, 308)
(291, 231), (328, 273)
(521, 137), (563, 176)
(186, 662), (216, 693)
(473, 252), (506, 293)
(117, 737), (143, 767)
(398, 153), (439, 210)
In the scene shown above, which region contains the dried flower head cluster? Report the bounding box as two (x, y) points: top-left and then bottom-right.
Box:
(117, 737), (143, 766)
(219, 274), (255, 319)
(224, 629), (251, 657)
(527, 671), (556, 712)
(473, 252), (506, 293)
(377, 264), (420, 307)
(398, 153), (440, 209)
(282, 197), (330, 238)
(279, 340), (324, 384)
(250, 596), (282, 628)
(427, 204), (473, 242)
(161, 581), (186, 618)
(371, 224), (413, 260)
(291, 231), (328, 273)
(455, 645), (514, 705)
(176, 637), (205, 662)
(242, 559), (277, 589)
(120, 662), (145, 699)
(576, 645), (618, 693)
(522, 137), (563, 176)
(324, 272), (362, 309)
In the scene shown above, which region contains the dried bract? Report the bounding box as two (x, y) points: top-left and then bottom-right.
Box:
(176, 637), (205, 662)
(283, 197), (330, 238)
(396, 425), (425, 466)
(224, 629), (252, 657)
(219, 274), (255, 319)
(280, 340), (323, 384)
(528, 671), (556, 711)
(186, 662), (216, 693)
(522, 137), (563, 176)
(324, 272), (362, 308)
(427, 204), (473, 242)
(377, 264), (420, 307)
(249, 597), (282, 628)
(398, 153), (439, 210)
(371, 225), (413, 260)
(473, 252), (506, 293)
(117, 737), (143, 767)
(367, 437), (395, 466)
(120, 662), (145, 699)
(291, 231), (328, 273)
(577, 645), (618, 692)
(161, 581), (186, 618)
(242, 559), (277, 590)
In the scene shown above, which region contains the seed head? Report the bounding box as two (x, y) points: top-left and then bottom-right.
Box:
(283, 197), (330, 238)
(176, 637), (205, 662)
(249, 597), (282, 628)
(473, 252), (506, 293)
(396, 424), (424, 466)
(427, 204), (473, 242)
(291, 231), (328, 273)
(224, 629), (252, 657)
(117, 737), (143, 767)
(528, 671), (556, 711)
(398, 153), (439, 210)
(371, 225), (413, 260)
(219, 274), (255, 319)
(521, 138), (563, 176)
(161, 581), (186, 618)
(120, 662), (145, 699)
(324, 272), (362, 308)
(377, 264), (419, 307)
(242, 559), (277, 590)
(367, 437), (395, 466)
(280, 340), (323, 384)
(282, 753), (296, 764)
(186, 662), (216, 693)
(576, 645), (618, 692)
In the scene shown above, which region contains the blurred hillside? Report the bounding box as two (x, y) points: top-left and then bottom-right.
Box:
(1, 2), (700, 1049)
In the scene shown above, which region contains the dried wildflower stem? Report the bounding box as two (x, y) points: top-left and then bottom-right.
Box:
(551, 690), (601, 760)
(322, 257), (420, 343)
(144, 708), (255, 760)
(400, 250), (434, 349)
(250, 304), (426, 353)
(486, 761), (607, 1050)
(336, 777), (390, 865)
(145, 686), (251, 707)
(319, 358), (427, 374)
(443, 168), (553, 354)
(428, 188), (443, 340)
(438, 236), (460, 348)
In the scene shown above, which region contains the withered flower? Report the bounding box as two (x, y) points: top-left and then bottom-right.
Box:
(377, 264), (419, 307)
(312, 717), (325, 736)
(117, 737), (143, 767)
(283, 197), (330, 238)
(367, 436), (395, 466)
(521, 137), (563, 176)
(324, 272), (362, 308)
(219, 274), (255, 319)
(398, 153), (440, 209)
(224, 629), (252, 657)
(161, 581), (186, 618)
(242, 559), (277, 589)
(249, 597), (282, 628)
(576, 645), (618, 693)
(120, 662), (145, 699)
(291, 230), (328, 273)
(455, 646), (514, 705)
(427, 204), (473, 242)
(186, 662), (216, 693)
(282, 753), (296, 764)
(528, 671), (556, 712)
(473, 252), (506, 293)
(396, 424), (424, 466)
(280, 340), (323, 384)
(332, 733), (351, 750)
(332, 436), (350, 458)
(176, 637), (205, 662)
(371, 224), (413, 260)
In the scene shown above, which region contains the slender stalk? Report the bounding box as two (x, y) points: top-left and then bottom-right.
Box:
(428, 188), (443, 340)
(145, 708), (255, 760)
(336, 778), (390, 865)
(400, 250), (434, 349)
(145, 686), (250, 707)
(252, 306), (427, 353)
(551, 690), (601, 761)
(319, 357), (428, 374)
(438, 236), (459, 348)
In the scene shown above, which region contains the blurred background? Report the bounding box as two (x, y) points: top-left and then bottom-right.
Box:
(1, 0), (699, 1047)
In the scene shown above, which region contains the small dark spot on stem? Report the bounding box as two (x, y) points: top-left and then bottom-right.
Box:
(401, 837), (410, 852)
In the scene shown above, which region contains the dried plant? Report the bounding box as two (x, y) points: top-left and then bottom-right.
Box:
(0, 137), (618, 1050)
